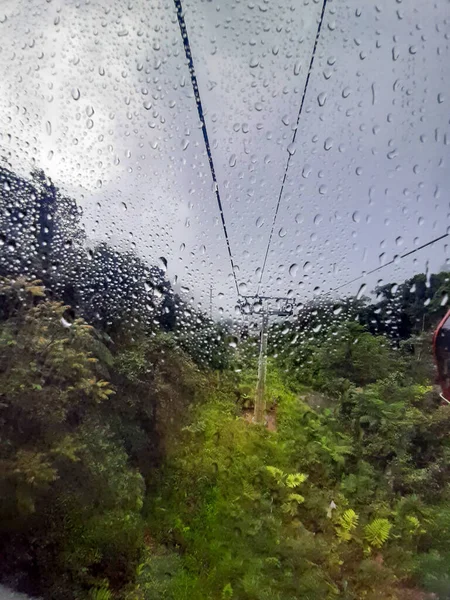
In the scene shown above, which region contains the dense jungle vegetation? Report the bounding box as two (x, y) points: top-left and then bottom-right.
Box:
(1, 166), (450, 600)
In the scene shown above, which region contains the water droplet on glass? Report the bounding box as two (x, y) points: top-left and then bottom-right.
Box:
(294, 61), (301, 76)
(158, 257), (168, 273)
(278, 227), (287, 238)
(324, 137), (333, 151)
(71, 88), (81, 101)
(45, 121), (52, 135)
(289, 264), (298, 277)
(441, 293), (449, 307)
(296, 164), (310, 182)
(395, 236), (404, 247)
(256, 216), (264, 228)
(287, 142), (296, 156)
(313, 214), (323, 225)
(317, 92), (327, 107)
(352, 211), (360, 223)
(303, 261), (312, 273)
(229, 154), (237, 167)
(356, 283), (366, 300)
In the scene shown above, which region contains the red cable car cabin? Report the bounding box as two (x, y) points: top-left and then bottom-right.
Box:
(433, 309), (450, 403)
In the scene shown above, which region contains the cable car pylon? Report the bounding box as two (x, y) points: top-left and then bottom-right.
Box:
(239, 295), (294, 423)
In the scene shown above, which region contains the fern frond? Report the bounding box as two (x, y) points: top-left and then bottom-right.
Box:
(286, 473), (308, 488)
(339, 509), (359, 531)
(364, 518), (392, 548)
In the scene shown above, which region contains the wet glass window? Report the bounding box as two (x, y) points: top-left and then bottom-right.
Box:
(0, 1), (449, 599)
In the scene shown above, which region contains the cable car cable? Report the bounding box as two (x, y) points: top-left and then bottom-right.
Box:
(257, 0), (329, 295)
(328, 232), (449, 294)
(173, 0), (240, 297)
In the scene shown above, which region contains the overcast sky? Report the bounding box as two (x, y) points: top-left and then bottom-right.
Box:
(0, 0), (449, 317)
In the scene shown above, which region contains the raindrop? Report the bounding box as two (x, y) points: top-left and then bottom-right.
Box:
(71, 88), (81, 101)
(313, 214), (323, 226)
(356, 283), (366, 300)
(158, 257), (168, 273)
(437, 93), (444, 104)
(287, 142), (296, 156)
(303, 261), (312, 272)
(302, 164), (312, 179)
(181, 139), (190, 151)
(256, 216), (264, 228)
(395, 236), (404, 247)
(342, 87), (351, 98)
(249, 56), (259, 68)
(294, 61), (301, 76)
(289, 264), (298, 277)
(45, 121), (52, 135)
(317, 92), (327, 107)
(441, 293), (448, 307)
(229, 154), (237, 167)
(324, 137), (333, 151)
(278, 227), (287, 238)
(352, 211), (360, 223)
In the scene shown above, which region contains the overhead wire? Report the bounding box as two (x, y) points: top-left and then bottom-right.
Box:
(327, 232), (449, 294)
(173, 0), (240, 297)
(173, 0), (446, 307)
(257, 0), (329, 295)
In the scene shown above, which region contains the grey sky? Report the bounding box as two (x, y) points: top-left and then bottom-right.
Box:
(0, 0), (449, 317)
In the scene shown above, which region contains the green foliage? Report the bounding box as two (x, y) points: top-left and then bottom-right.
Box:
(364, 518), (392, 548)
(89, 587), (112, 600)
(1, 274), (450, 600)
(336, 509), (359, 542)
